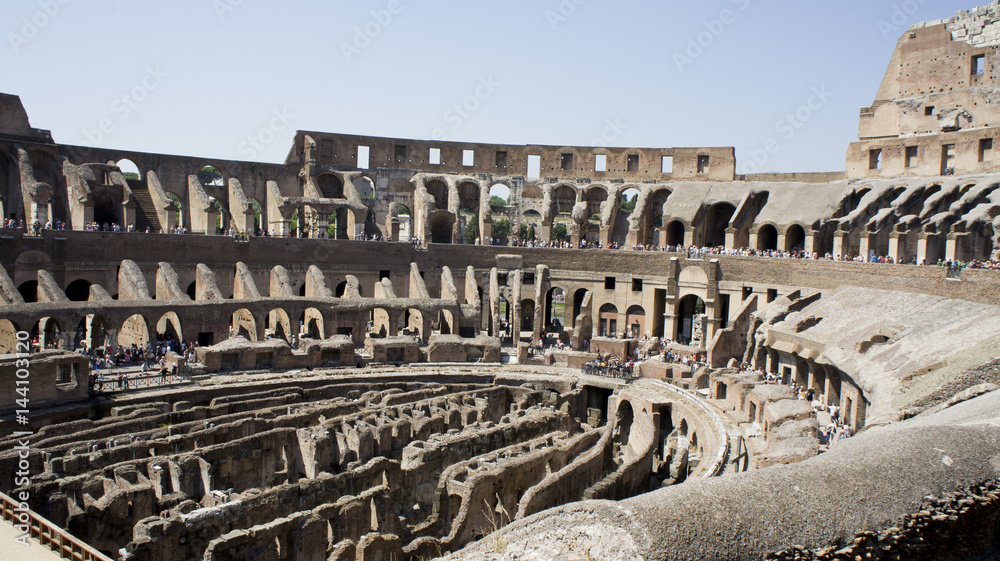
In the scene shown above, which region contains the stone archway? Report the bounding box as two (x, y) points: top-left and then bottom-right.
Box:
(757, 224), (778, 251)
(676, 295), (706, 346)
(430, 211), (454, 244)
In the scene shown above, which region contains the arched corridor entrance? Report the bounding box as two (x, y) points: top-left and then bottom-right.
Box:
(785, 224), (806, 252)
(598, 303), (618, 338)
(757, 225), (778, 251)
(666, 221), (685, 247)
(430, 211), (454, 244)
(676, 295), (706, 346)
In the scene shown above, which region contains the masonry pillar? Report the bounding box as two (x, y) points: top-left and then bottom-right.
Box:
(350, 209), (366, 240)
(832, 231), (848, 260)
(354, 313), (366, 346)
(60, 330), (75, 351)
(858, 232), (873, 261)
(946, 232), (969, 262)
(806, 362), (816, 395)
(704, 317), (721, 349)
(205, 208), (218, 235)
(663, 313), (677, 341)
(724, 227), (737, 251)
(569, 223), (582, 249)
(387, 310), (401, 337)
(887, 232), (903, 263)
(538, 217), (551, 244)
(626, 228), (640, 249)
(804, 230), (819, 255)
(105, 328), (119, 350)
(122, 202), (136, 231)
(916, 233), (929, 265)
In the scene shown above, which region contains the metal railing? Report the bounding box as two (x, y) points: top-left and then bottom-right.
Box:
(89, 370), (193, 394)
(0, 490), (113, 561)
(581, 362), (639, 381)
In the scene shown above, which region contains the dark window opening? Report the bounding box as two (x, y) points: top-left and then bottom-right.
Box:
(605, 277), (616, 290)
(394, 145), (406, 163)
(925, 106), (935, 116)
(523, 273), (536, 285)
(632, 279), (643, 292)
(974, 54), (986, 76)
(942, 144), (956, 175)
(742, 287), (753, 302)
(495, 151), (507, 169)
(697, 155), (710, 174)
(561, 153), (574, 171)
(56, 365), (72, 385)
(626, 155), (639, 172)
(719, 294), (730, 329)
(766, 289), (777, 303)
(869, 149), (882, 170)
(379, 270), (391, 281)
(905, 146), (919, 168)
(980, 138), (993, 162)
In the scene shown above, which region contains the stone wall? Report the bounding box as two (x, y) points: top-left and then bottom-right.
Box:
(0, 350), (89, 412)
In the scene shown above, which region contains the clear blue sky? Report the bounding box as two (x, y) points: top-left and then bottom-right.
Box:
(0, 0), (979, 173)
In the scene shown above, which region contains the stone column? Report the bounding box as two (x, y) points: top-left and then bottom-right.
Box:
(123, 203), (136, 231)
(60, 330), (75, 351)
(916, 233), (929, 265)
(626, 228), (640, 248)
(858, 230), (879, 260)
(387, 310), (401, 337)
(663, 313), (677, 341)
(832, 231), (848, 260)
(887, 231), (903, 263)
(105, 328), (119, 349)
(946, 232), (969, 262)
(804, 230), (819, 255)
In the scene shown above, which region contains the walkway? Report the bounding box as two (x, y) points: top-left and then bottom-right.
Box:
(0, 519), (68, 561)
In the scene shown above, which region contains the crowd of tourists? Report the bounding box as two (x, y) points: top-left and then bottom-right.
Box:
(582, 352), (637, 379)
(354, 233), (391, 242)
(7, 217), (998, 273)
(84, 336), (197, 393)
(735, 362), (855, 446)
(657, 347), (706, 369)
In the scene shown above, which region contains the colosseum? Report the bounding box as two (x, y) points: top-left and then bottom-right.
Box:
(3, 4), (1000, 561)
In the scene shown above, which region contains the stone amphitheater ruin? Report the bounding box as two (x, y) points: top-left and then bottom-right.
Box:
(5, 5), (1000, 561)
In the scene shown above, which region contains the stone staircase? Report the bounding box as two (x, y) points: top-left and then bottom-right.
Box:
(127, 178), (163, 232)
